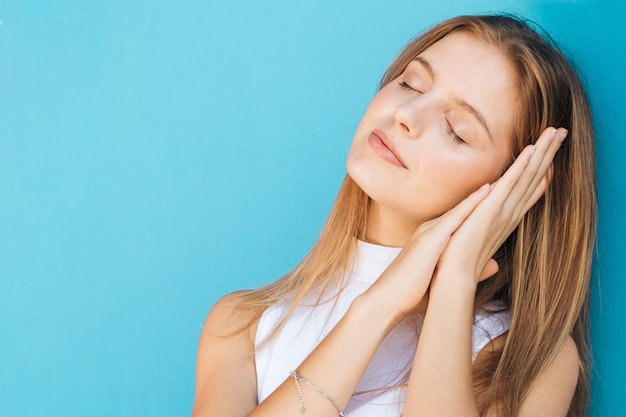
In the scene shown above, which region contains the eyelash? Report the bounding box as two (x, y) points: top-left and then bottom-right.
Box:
(399, 81), (466, 145)
(446, 121), (466, 144)
(399, 80), (421, 93)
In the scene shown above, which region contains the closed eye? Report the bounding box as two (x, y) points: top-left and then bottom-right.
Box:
(446, 120), (466, 144)
(398, 81), (422, 93)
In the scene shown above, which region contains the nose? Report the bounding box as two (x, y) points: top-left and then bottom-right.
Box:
(394, 97), (427, 138)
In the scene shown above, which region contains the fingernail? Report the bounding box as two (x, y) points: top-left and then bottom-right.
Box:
(479, 183), (490, 192)
(557, 128), (569, 143)
(548, 128), (558, 141)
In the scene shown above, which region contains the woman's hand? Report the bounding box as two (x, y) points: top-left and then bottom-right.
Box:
(364, 181), (493, 319)
(365, 127), (566, 320)
(437, 127), (568, 283)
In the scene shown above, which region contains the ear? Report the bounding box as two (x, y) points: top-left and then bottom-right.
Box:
(478, 258), (499, 282)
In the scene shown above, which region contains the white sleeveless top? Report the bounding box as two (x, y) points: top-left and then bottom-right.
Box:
(255, 240), (511, 416)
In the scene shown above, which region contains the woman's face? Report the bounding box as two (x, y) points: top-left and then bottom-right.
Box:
(347, 32), (518, 223)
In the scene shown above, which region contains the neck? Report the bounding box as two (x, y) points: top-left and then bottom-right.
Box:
(365, 200), (422, 247)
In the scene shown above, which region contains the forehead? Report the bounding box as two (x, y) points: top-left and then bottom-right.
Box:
(417, 32), (519, 142)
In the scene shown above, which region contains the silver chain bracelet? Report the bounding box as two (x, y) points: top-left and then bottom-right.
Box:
(290, 370), (346, 417)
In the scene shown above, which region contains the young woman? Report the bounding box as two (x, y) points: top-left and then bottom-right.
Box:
(192, 14), (596, 417)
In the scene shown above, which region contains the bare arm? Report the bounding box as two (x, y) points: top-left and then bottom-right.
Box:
(193, 280), (577, 417)
(481, 336), (580, 417)
(518, 336), (580, 417)
(250, 295), (401, 417)
(403, 271), (479, 417)
(403, 273), (580, 417)
(191, 290), (405, 417)
(191, 293), (258, 417)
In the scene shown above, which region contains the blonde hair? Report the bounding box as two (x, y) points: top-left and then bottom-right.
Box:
(233, 14), (596, 417)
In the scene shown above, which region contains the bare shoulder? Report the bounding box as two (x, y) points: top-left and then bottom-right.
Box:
(191, 291), (259, 417)
(204, 291), (257, 336)
(519, 335), (580, 417)
(478, 334), (580, 417)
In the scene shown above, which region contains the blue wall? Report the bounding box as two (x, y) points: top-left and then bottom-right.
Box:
(0, 0), (623, 415)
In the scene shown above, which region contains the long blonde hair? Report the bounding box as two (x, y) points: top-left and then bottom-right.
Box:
(233, 14), (596, 417)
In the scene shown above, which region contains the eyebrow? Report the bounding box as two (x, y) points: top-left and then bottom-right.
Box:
(451, 96), (494, 142)
(413, 57), (494, 143)
(413, 57), (436, 81)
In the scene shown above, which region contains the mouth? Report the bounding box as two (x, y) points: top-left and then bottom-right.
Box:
(368, 129), (408, 169)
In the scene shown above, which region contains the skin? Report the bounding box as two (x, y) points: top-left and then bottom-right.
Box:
(347, 33), (516, 246)
(191, 32), (580, 417)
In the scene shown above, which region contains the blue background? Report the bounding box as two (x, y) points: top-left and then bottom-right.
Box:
(0, 0), (623, 415)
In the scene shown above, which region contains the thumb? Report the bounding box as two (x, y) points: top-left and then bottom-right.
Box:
(478, 258), (499, 282)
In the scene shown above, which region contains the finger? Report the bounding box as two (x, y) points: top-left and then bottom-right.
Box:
(503, 128), (558, 202)
(407, 183), (491, 252)
(521, 171), (550, 214)
(462, 129), (560, 257)
(515, 129), (565, 211)
(499, 127), (565, 217)
(478, 258), (499, 282)
(438, 183), (491, 233)
(491, 141), (538, 199)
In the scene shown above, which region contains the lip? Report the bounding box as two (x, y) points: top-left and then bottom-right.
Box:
(368, 129), (408, 168)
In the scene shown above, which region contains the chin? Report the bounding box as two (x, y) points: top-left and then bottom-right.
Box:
(347, 154), (386, 193)
(346, 161), (376, 198)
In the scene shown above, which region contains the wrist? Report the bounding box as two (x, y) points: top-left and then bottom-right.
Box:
(351, 292), (406, 334)
(431, 267), (478, 299)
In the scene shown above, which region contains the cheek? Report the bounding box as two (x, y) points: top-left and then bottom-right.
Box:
(414, 150), (505, 215)
(346, 94), (397, 186)
(353, 87), (397, 130)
